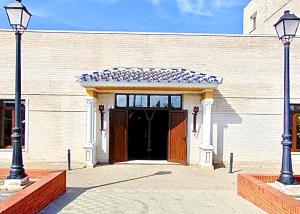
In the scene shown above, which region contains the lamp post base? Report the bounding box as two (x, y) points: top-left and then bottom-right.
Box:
(278, 173), (296, 185)
(7, 166), (27, 180)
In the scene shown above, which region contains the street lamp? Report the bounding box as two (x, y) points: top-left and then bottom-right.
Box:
(274, 10), (300, 185)
(4, 0), (31, 180)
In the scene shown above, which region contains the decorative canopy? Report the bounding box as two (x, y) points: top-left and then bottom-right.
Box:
(77, 67), (223, 91)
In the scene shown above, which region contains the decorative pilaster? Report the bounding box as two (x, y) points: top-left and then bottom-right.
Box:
(200, 94), (214, 170)
(84, 98), (97, 167)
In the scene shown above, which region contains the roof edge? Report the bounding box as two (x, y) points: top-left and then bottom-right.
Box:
(0, 28), (282, 38)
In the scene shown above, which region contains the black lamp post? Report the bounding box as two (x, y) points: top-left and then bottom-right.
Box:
(4, 0), (31, 180)
(274, 10), (300, 185)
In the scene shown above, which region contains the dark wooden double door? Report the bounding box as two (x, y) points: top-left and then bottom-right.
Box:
(109, 109), (187, 164)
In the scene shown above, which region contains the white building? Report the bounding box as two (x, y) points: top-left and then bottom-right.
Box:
(0, 0), (299, 168)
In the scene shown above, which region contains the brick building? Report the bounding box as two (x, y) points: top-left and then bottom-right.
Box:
(0, 0), (299, 168)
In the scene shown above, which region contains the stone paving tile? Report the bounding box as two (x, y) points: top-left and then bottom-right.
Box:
(39, 165), (265, 214)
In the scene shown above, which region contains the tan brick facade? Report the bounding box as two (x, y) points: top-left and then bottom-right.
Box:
(0, 30), (299, 166)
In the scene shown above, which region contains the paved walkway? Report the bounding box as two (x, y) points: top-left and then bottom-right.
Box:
(37, 164), (265, 214)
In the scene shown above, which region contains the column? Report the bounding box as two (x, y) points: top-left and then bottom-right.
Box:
(84, 98), (97, 167)
(199, 92), (214, 170)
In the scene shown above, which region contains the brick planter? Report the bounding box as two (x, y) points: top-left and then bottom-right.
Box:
(0, 169), (66, 214)
(237, 174), (300, 214)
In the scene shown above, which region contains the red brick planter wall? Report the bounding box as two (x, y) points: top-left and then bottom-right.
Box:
(0, 169), (66, 214)
(237, 174), (300, 214)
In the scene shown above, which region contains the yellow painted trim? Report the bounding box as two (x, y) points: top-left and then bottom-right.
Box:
(86, 90), (97, 97)
(84, 85), (206, 92)
(201, 91), (214, 100)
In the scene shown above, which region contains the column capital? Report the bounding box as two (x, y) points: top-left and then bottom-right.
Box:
(201, 91), (214, 100)
(86, 89), (97, 98)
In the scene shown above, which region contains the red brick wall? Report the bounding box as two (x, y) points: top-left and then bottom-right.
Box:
(0, 169), (66, 214)
(238, 174), (300, 214)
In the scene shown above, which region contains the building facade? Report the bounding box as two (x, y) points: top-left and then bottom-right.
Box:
(244, 0), (300, 35)
(0, 1), (300, 168)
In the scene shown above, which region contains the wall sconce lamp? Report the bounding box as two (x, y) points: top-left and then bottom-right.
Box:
(192, 106), (199, 132)
(99, 105), (105, 131)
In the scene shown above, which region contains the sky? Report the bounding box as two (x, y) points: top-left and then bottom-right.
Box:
(0, 0), (250, 34)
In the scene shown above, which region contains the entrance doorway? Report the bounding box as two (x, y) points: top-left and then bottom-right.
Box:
(128, 110), (169, 160)
(109, 108), (188, 164)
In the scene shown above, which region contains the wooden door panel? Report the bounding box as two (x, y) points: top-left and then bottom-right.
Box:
(109, 109), (128, 163)
(168, 110), (187, 164)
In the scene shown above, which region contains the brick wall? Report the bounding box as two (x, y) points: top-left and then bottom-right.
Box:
(0, 169), (66, 214)
(0, 30), (299, 165)
(238, 174), (300, 214)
